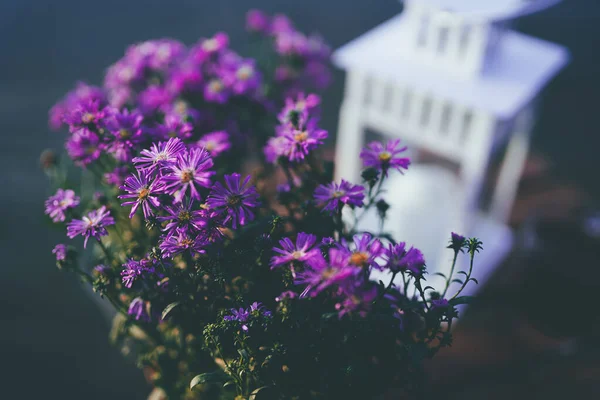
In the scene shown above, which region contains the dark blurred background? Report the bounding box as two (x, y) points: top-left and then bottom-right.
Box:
(0, 1), (598, 399)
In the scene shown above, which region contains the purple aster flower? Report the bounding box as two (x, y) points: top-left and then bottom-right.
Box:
(335, 284), (379, 318)
(195, 32), (229, 61)
(159, 230), (207, 258)
(204, 78), (229, 104)
(195, 208), (227, 244)
(104, 166), (129, 186)
(197, 131), (231, 157)
(105, 108), (144, 145)
(447, 232), (467, 253)
(224, 307), (251, 331)
(295, 247), (355, 298)
(264, 136), (289, 163)
(161, 148), (214, 202)
(65, 128), (102, 166)
(246, 9), (270, 33)
(206, 173), (260, 229)
(121, 258), (156, 289)
(94, 264), (109, 274)
(384, 242), (425, 276)
(279, 119), (327, 162)
(277, 93), (320, 126)
(118, 170), (165, 219)
(63, 99), (106, 128)
(138, 85), (173, 114)
(431, 298), (449, 310)
(66, 206), (115, 248)
(249, 301), (272, 318)
(345, 233), (385, 270)
(314, 180), (365, 213)
(153, 113), (194, 141)
(224, 60), (261, 95)
(52, 244), (68, 262)
(128, 297), (151, 322)
(158, 200), (206, 237)
(270, 14), (295, 35)
(360, 139), (410, 176)
(275, 290), (298, 302)
(321, 237), (335, 246)
(45, 189), (80, 222)
(133, 137), (186, 172)
(270, 232), (322, 269)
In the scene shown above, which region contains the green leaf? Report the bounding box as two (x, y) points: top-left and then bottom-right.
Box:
(238, 349), (250, 363)
(161, 301), (181, 321)
(432, 272), (447, 279)
(423, 286), (435, 292)
(469, 278), (479, 285)
(190, 372), (224, 390)
(451, 279), (464, 285)
(456, 271), (469, 277)
(223, 381), (235, 389)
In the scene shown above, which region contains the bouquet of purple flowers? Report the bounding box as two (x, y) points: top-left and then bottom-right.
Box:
(43, 10), (481, 400)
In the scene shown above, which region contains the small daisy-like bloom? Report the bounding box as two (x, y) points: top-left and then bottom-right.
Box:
(118, 170), (165, 219)
(226, 60), (261, 95)
(277, 93), (320, 126)
(105, 108), (144, 145)
(198, 32), (229, 59)
(158, 200), (206, 237)
(263, 136), (289, 163)
(223, 307), (251, 331)
(197, 131), (231, 157)
(295, 247), (355, 298)
(121, 258), (156, 289)
(270, 14), (295, 35)
(128, 297), (151, 322)
(249, 302), (272, 318)
(162, 148), (214, 202)
(447, 232), (467, 253)
(345, 233), (385, 270)
(246, 9), (270, 33)
(133, 137), (186, 172)
(360, 139), (410, 176)
(138, 85), (173, 114)
(66, 206), (115, 248)
(63, 99), (106, 128)
(279, 119), (328, 162)
(45, 189), (80, 222)
(314, 180), (365, 213)
(270, 232), (322, 269)
(65, 128), (102, 166)
(153, 113), (194, 141)
(52, 244), (68, 261)
(204, 78), (229, 104)
(335, 284), (379, 318)
(159, 230), (207, 258)
(206, 173), (260, 229)
(384, 242), (425, 276)
(104, 166), (129, 186)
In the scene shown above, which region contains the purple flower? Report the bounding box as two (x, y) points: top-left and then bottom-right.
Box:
(158, 200), (206, 237)
(295, 248), (355, 298)
(384, 242), (425, 276)
(197, 131), (231, 157)
(431, 298), (449, 310)
(270, 14), (295, 35)
(360, 139), (410, 176)
(270, 232), (322, 269)
(66, 206), (115, 248)
(206, 173), (259, 229)
(314, 180), (365, 213)
(335, 285), (378, 318)
(246, 9), (270, 33)
(204, 78), (229, 104)
(138, 85), (173, 114)
(279, 119), (327, 162)
(105, 108), (144, 145)
(65, 128), (102, 166)
(52, 244), (68, 261)
(249, 301), (272, 318)
(162, 148), (214, 202)
(159, 230), (207, 258)
(224, 307), (251, 331)
(121, 258), (156, 289)
(447, 232), (467, 253)
(263, 136), (289, 163)
(224, 60), (261, 95)
(45, 189), (80, 222)
(196, 32), (229, 61)
(104, 166), (129, 186)
(118, 171), (165, 219)
(153, 113), (194, 141)
(277, 93), (320, 126)
(63, 99), (106, 128)
(345, 233), (385, 270)
(128, 297), (151, 322)
(133, 137), (186, 172)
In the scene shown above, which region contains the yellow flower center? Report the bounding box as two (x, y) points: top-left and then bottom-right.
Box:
(181, 171), (194, 183)
(138, 188), (150, 200)
(178, 211), (191, 221)
(291, 251), (303, 259)
(119, 129), (131, 139)
(332, 190), (345, 198)
(294, 131), (308, 142)
(378, 151), (392, 162)
(209, 80), (223, 93)
(227, 195), (242, 206)
(236, 65), (253, 81)
(82, 113), (95, 124)
(350, 252), (369, 267)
